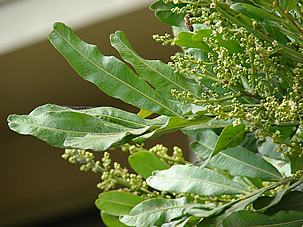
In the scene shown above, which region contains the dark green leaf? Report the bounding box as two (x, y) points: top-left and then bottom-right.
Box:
(101, 212), (128, 227)
(128, 151), (169, 178)
(231, 3), (283, 22)
(48, 22), (183, 117)
(253, 182), (302, 213)
(120, 197), (199, 226)
(279, 0), (300, 10)
(149, 0), (184, 26)
(265, 191), (303, 214)
(222, 210), (303, 226)
(95, 191), (144, 216)
(147, 165), (247, 195)
(210, 146), (282, 180)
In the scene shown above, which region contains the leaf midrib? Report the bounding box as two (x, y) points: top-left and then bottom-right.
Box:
(153, 175), (247, 194)
(114, 34), (202, 100)
(9, 121), (135, 135)
(84, 111), (149, 128)
(130, 204), (193, 216)
(52, 28), (182, 118)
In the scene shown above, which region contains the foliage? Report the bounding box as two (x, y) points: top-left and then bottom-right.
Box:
(7, 0), (303, 226)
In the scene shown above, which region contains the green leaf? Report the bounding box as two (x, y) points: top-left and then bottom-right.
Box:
(231, 3), (283, 22)
(120, 197), (198, 226)
(192, 29), (243, 54)
(128, 151), (169, 179)
(183, 129), (218, 160)
(48, 22), (183, 117)
(210, 146), (283, 180)
(95, 191), (144, 216)
(110, 31), (202, 102)
(101, 212), (128, 227)
(212, 125), (246, 157)
(222, 210), (303, 226)
(175, 31), (212, 52)
(147, 165), (247, 196)
(7, 104), (151, 151)
(133, 115), (211, 143)
(279, 0), (300, 10)
(253, 181), (302, 213)
(149, 0), (184, 26)
(265, 191), (303, 214)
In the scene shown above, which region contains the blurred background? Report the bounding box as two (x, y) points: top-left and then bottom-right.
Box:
(1, 0), (188, 226)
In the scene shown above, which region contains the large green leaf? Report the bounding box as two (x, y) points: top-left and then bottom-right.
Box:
(95, 191), (144, 216)
(147, 165), (247, 195)
(222, 210), (303, 226)
(120, 197), (198, 226)
(48, 22), (183, 117)
(210, 146), (283, 180)
(128, 151), (169, 179)
(100, 212), (128, 227)
(110, 31), (202, 102)
(8, 104), (151, 151)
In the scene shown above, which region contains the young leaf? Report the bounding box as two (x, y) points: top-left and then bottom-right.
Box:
(128, 151), (169, 179)
(95, 191), (144, 216)
(110, 31), (202, 102)
(175, 31), (212, 52)
(210, 146), (283, 180)
(100, 212), (128, 227)
(120, 197), (198, 226)
(222, 210), (303, 226)
(48, 22), (183, 117)
(212, 125), (246, 157)
(147, 165), (247, 196)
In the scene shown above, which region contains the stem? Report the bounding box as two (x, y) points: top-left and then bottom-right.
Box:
(157, 153), (190, 164)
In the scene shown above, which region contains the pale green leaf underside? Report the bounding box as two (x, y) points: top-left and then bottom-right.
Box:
(8, 104), (153, 151)
(147, 165), (247, 195)
(120, 197), (198, 226)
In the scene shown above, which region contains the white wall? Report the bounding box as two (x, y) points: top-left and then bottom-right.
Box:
(0, 0), (152, 55)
